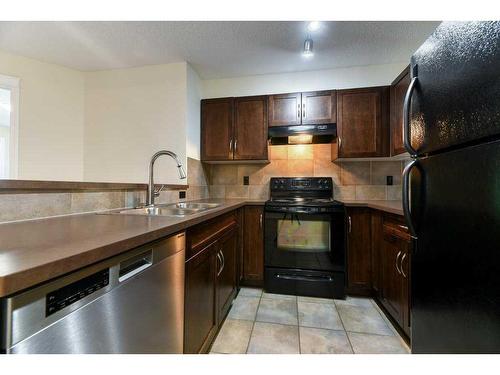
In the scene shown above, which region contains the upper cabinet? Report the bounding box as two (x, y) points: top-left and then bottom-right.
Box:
(234, 96), (268, 160)
(268, 93), (302, 127)
(201, 98), (234, 161)
(333, 86), (390, 160)
(390, 66), (411, 156)
(201, 96), (268, 162)
(268, 90), (336, 127)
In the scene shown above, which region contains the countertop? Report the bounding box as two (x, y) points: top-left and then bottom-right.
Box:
(339, 200), (403, 216)
(0, 199), (264, 298)
(0, 198), (401, 298)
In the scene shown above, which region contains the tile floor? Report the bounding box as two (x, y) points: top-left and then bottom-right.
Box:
(210, 288), (410, 354)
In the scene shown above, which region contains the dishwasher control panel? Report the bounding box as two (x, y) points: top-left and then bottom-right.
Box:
(46, 269), (110, 317)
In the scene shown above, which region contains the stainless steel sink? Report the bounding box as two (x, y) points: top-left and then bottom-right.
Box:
(102, 202), (221, 217)
(173, 202), (220, 210)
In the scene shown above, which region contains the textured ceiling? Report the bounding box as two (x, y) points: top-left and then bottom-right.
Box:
(0, 21), (440, 79)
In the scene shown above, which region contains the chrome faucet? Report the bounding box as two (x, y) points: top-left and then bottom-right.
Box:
(147, 150), (187, 206)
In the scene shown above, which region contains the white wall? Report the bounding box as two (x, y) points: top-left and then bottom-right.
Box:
(186, 64), (202, 160)
(202, 63), (407, 98)
(83, 63), (188, 184)
(0, 50), (85, 181)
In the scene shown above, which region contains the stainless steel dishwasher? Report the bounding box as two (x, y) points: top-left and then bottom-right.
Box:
(0, 232), (185, 354)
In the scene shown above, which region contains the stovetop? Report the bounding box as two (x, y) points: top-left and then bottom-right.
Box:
(266, 177), (344, 211)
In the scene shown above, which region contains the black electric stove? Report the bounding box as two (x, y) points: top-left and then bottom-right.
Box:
(264, 177), (346, 299)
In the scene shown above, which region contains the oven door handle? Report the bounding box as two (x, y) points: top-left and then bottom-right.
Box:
(275, 273), (334, 282)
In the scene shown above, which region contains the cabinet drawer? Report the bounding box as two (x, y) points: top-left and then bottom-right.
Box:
(186, 212), (238, 260)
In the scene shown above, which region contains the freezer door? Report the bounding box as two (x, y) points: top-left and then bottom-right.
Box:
(408, 22), (500, 156)
(409, 140), (500, 353)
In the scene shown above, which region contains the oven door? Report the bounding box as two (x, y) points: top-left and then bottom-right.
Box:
(264, 209), (345, 272)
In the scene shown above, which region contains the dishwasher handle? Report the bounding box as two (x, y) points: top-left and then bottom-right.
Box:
(118, 250), (153, 282)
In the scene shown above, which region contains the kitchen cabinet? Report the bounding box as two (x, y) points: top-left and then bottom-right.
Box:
(333, 86), (390, 159)
(184, 243), (218, 354)
(370, 210), (384, 296)
(242, 206), (264, 286)
(216, 228), (238, 324)
(234, 96), (268, 160)
(346, 207), (372, 295)
(268, 91), (336, 127)
(201, 96), (268, 162)
(201, 98), (233, 161)
(380, 218), (411, 338)
(184, 211), (239, 353)
(390, 66), (411, 156)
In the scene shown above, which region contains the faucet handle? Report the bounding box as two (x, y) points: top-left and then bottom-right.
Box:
(154, 184), (166, 198)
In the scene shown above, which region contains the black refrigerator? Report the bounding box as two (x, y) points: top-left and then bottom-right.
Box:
(404, 21), (500, 353)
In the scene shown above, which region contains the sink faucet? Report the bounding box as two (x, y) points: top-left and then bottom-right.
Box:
(147, 150), (187, 206)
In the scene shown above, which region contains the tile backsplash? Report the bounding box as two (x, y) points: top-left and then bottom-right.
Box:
(207, 144), (407, 201)
(0, 150), (404, 224)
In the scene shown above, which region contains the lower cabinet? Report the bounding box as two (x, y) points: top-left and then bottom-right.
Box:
(184, 243), (218, 354)
(346, 208), (411, 339)
(242, 206), (264, 286)
(380, 220), (411, 337)
(216, 228), (238, 323)
(184, 212), (239, 353)
(346, 207), (372, 295)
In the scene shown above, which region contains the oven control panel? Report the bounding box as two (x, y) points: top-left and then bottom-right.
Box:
(271, 177), (332, 191)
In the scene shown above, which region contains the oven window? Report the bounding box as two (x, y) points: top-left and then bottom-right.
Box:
(277, 219), (330, 252)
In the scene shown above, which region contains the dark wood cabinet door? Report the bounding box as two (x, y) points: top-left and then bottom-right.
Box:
(268, 93), (301, 127)
(370, 210), (384, 296)
(234, 96), (268, 160)
(390, 67), (410, 156)
(201, 98), (234, 161)
(346, 208), (372, 295)
(216, 228), (238, 323)
(301, 90), (337, 125)
(336, 87), (390, 158)
(242, 206), (264, 286)
(184, 245), (217, 354)
(401, 246), (411, 337)
(380, 233), (405, 326)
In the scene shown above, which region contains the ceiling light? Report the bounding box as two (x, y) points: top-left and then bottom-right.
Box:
(288, 135), (313, 145)
(307, 21), (321, 32)
(303, 38), (314, 57)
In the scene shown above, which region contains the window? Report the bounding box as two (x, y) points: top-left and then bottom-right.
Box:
(0, 75), (19, 179)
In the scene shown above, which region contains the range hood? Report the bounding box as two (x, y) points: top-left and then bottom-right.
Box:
(268, 124), (337, 145)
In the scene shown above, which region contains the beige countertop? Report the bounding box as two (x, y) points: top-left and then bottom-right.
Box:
(0, 197), (401, 298)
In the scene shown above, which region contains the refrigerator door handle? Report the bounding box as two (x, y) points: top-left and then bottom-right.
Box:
(403, 76), (418, 156)
(403, 159), (418, 239)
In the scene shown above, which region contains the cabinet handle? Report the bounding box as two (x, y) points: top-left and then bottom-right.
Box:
(229, 139), (233, 152)
(297, 103), (301, 119)
(259, 213), (263, 229)
(217, 251), (223, 276)
(302, 103), (306, 119)
(234, 139), (237, 152)
(400, 253), (407, 278)
(348, 216), (352, 233)
(395, 250), (402, 274)
(220, 250), (225, 274)
(338, 137), (342, 150)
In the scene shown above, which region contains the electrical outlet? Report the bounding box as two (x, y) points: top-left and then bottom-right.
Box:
(386, 176), (393, 186)
(243, 176), (249, 185)
(179, 191), (186, 199)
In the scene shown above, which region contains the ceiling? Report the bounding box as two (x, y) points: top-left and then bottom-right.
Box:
(0, 21), (440, 79)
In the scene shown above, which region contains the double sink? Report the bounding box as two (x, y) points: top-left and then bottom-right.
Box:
(103, 202), (221, 218)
